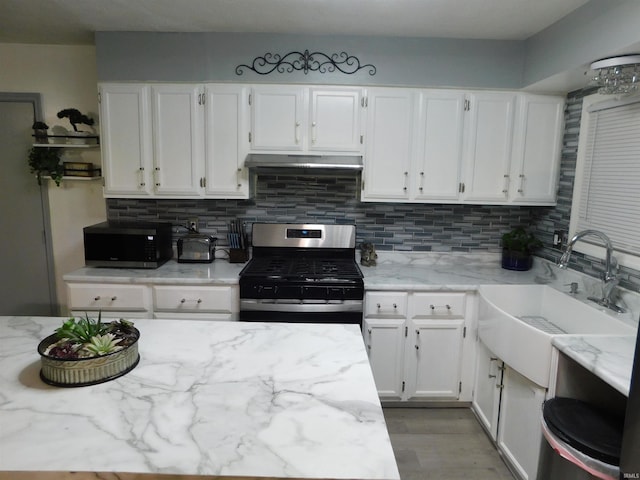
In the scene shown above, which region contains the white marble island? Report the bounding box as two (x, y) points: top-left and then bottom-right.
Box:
(0, 317), (399, 480)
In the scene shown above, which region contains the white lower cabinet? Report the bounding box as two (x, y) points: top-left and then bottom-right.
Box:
(152, 285), (238, 320)
(472, 339), (546, 480)
(66, 282), (239, 321)
(364, 290), (472, 402)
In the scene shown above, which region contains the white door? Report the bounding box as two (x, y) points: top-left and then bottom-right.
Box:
(309, 87), (363, 152)
(406, 318), (464, 399)
(363, 318), (406, 399)
(251, 85), (305, 151)
(203, 84), (249, 198)
(497, 365), (547, 480)
(462, 92), (516, 202)
(151, 84), (203, 196)
(414, 90), (465, 201)
(510, 94), (564, 204)
(100, 83), (153, 196)
(471, 340), (503, 441)
(363, 88), (415, 201)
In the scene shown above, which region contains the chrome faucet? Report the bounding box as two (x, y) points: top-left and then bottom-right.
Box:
(557, 229), (625, 313)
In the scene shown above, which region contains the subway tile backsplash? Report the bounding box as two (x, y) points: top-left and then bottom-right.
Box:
(107, 174), (540, 253)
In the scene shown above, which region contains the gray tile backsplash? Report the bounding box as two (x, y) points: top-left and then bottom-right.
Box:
(106, 87), (640, 292)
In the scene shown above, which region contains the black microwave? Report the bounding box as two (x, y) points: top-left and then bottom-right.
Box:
(83, 221), (173, 268)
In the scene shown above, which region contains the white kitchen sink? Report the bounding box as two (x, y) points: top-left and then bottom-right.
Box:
(477, 284), (635, 388)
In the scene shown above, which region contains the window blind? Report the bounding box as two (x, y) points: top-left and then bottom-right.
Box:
(577, 100), (640, 255)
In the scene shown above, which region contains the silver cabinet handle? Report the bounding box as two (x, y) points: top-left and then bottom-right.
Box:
(429, 304), (451, 311)
(295, 121), (301, 144)
(518, 173), (525, 193)
(138, 167), (145, 187)
(403, 171), (408, 192)
(154, 167), (160, 187)
(393, 303), (397, 309)
(419, 171), (424, 192)
(237, 167), (242, 188)
(502, 174), (510, 194)
(311, 121), (317, 144)
(111, 296), (117, 301)
(94, 296), (100, 301)
(376, 303), (381, 309)
(181, 298), (202, 304)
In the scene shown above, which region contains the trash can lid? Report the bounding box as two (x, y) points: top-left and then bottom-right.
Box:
(543, 397), (623, 466)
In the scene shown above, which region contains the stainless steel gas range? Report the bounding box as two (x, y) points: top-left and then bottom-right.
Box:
(239, 223), (364, 325)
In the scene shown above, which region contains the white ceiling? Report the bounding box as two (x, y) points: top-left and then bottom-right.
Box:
(0, 0), (590, 45)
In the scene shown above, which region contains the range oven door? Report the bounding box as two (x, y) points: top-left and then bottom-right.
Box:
(239, 300), (363, 326)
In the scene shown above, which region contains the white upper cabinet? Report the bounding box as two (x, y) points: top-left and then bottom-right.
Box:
(203, 85), (249, 198)
(250, 85), (364, 153)
(362, 88), (416, 201)
(413, 90), (466, 201)
(251, 85), (305, 151)
(151, 84), (204, 196)
(99, 83), (153, 196)
(509, 94), (564, 204)
(100, 82), (249, 199)
(461, 91), (517, 203)
(309, 88), (362, 152)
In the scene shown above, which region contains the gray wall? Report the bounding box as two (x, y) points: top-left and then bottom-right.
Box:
(96, 32), (525, 89)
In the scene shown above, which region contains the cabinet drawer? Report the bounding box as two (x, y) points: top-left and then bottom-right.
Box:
(411, 292), (466, 318)
(153, 285), (236, 313)
(365, 292), (408, 317)
(67, 284), (150, 311)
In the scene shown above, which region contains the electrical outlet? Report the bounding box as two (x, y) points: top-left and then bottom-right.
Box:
(553, 230), (566, 248)
(188, 217), (199, 233)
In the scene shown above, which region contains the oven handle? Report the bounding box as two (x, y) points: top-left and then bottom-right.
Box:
(240, 299), (363, 313)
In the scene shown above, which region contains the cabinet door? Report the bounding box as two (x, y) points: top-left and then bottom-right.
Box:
(406, 318), (465, 399)
(309, 88), (363, 152)
(510, 94), (564, 204)
(363, 318), (406, 399)
(203, 84), (249, 198)
(414, 90), (465, 201)
(363, 88), (415, 201)
(151, 84), (204, 195)
(462, 92), (516, 202)
(471, 340), (503, 441)
(100, 83), (153, 196)
(497, 365), (546, 480)
(251, 86), (306, 151)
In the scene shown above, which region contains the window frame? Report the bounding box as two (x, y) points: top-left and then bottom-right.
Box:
(569, 93), (640, 271)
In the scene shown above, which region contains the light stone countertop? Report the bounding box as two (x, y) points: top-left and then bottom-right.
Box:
(0, 316), (399, 480)
(62, 252), (640, 401)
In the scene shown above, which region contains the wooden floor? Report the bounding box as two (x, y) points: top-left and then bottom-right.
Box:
(383, 408), (515, 480)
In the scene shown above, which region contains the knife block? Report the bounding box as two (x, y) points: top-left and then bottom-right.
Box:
(229, 248), (249, 263)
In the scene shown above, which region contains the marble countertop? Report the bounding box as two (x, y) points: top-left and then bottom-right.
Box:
(64, 260), (246, 285)
(0, 316), (399, 480)
(552, 334), (638, 396)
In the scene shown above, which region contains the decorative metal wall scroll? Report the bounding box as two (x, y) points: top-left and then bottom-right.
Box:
(235, 49), (376, 76)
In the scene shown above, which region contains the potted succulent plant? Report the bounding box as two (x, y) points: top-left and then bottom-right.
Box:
(37, 314), (140, 387)
(28, 146), (64, 186)
(501, 227), (543, 271)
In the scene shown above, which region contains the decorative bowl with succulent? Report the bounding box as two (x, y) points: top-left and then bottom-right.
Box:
(37, 314), (140, 387)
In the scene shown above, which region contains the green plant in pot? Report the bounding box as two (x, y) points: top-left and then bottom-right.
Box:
(28, 146), (63, 186)
(501, 227), (543, 271)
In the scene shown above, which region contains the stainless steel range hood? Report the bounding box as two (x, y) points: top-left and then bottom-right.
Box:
(244, 154), (363, 174)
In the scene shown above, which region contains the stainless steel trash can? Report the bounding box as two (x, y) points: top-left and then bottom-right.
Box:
(536, 397), (623, 480)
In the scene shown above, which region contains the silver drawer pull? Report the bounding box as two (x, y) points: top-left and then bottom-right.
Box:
(429, 304), (451, 311)
(393, 303), (397, 309)
(181, 298), (203, 304)
(111, 296), (117, 301)
(376, 303), (380, 309)
(94, 296), (100, 301)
